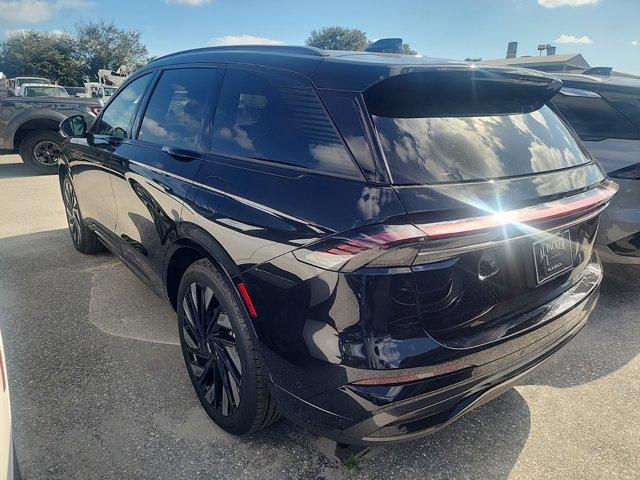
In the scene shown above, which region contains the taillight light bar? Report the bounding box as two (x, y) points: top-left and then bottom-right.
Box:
(294, 181), (618, 272)
(417, 181), (618, 239)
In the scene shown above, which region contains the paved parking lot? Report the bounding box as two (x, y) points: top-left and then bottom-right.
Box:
(0, 153), (638, 479)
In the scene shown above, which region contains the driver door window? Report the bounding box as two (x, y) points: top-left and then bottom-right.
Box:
(137, 67), (221, 151)
(94, 74), (152, 138)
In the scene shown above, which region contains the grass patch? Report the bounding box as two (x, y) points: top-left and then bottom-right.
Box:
(342, 454), (360, 471)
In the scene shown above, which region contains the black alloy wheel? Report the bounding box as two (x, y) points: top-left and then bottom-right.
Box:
(62, 175), (81, 246)
(19, 130), (64, 175)
(181, 280), (243, 417)
(61, 175), (104, 254)
(32, 139), (61, 167)
(177, 259), (279, 435)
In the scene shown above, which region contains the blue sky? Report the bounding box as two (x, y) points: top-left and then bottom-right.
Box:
(1, 0), (638, 74)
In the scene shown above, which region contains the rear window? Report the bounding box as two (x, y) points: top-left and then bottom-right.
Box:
(24, 86), (68, 97)
(17, 78), (49, 86)
(372, 105), (591, 184)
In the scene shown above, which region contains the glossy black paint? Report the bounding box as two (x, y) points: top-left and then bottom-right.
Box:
(59, 46), (607, 444)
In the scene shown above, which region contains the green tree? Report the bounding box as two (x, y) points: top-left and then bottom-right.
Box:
(0, 30), (85, 85)
(306, 27), (417, 55)
(75, 20), (149, 81)
(306, 26), (369, 51)
(403, 43), (417, 55)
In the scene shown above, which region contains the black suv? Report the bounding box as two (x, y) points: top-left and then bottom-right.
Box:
(58, 45), (614, 445)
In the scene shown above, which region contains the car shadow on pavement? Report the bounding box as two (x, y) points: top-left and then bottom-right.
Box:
(0, 228), (636, 479)
(0, 158), (38, 179)
(0, 228), (533, 479)
(523, 263), (640, 389)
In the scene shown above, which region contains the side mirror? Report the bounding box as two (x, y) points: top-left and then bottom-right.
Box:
(60, 115), (87, 138)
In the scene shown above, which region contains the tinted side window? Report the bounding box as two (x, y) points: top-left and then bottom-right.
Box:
(552, 94), (640, 140)
(211, 68), (359, 178)
(609, 98), (640, 131)
(138, 68), (221, 151)
(95, 74), (151, 138)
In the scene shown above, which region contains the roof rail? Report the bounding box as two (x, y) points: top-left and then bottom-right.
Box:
(149, 44), (328, 64)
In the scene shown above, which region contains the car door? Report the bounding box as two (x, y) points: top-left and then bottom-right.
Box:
(69, 73), (153, 246)
(108, 66), (224, 292)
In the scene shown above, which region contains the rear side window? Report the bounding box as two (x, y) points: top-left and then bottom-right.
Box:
(552, 94), (640, 141)
(211, 68), (360, 178)
(604, 98), (640, 132)
(95, 74), (151, 138)
(372, 105), (591, 184)
(138, 68), (221, 151)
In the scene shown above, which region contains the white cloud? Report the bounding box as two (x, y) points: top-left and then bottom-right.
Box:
(555, 34), (593, 44)
(0, 0), (93, 25)
(208, 34), (286, 46)
(632, 41), (639, 46)
(538, 0), (599, 7)
(164, 0), (213, 5)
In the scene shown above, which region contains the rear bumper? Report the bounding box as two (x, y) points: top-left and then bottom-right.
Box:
(269, 260), (601, 445)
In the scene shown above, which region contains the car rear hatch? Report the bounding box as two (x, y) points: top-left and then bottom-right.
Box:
(362, 66), (615, 349)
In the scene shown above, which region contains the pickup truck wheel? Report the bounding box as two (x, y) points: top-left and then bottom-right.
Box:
(19, 130), (63, 175)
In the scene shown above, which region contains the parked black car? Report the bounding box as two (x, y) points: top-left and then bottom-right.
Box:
(58, 45), (615, 445)
(551, 73), (640, 264)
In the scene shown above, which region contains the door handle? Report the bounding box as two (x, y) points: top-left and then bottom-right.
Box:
(161, 146), (202, 162)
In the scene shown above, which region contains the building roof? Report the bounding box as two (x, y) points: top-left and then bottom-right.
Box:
(480, 54), (590, 71)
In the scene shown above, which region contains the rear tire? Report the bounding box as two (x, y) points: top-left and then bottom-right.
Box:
(177, 259), (279, 435)
(61, 174), (104, 254)
(19, 130), (63, 175)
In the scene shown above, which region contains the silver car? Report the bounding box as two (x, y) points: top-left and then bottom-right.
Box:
(0, 331), (19, 479)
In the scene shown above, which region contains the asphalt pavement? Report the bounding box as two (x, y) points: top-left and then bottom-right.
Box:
(0, 153), (638, 479)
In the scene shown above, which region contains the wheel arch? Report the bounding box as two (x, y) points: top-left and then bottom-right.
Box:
(163, 231), (242, 312)
(165, 228), (274, 386)
(58, 155), (70, 190)
(5, 110), (66, 150)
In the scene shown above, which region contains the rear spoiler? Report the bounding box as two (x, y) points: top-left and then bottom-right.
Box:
(365, 38), (404, 54)
(364, 65), (563, 118)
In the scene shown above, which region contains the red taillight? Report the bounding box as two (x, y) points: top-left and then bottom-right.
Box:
(236, 282), (257, 318)
(294, 182), (617, 273)
(351, 373), (426, 386)
(87, 106), (102, 117)
(350, 364), (455, 386)
(293, 224), (426, 272)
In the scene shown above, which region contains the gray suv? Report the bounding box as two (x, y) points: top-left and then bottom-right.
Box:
(552, 74), (640, 264)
